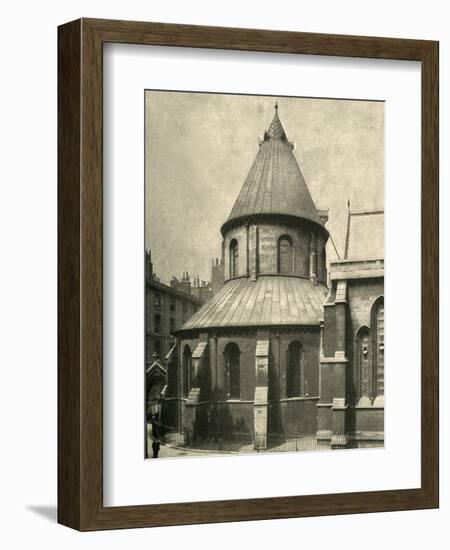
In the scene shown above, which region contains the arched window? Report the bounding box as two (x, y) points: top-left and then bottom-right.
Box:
(182, 345), (192, 397)
(229, 239), (239, 278)
(372, 298), (384, 398)
(278, 235), (293, 274)
(286, 341), (304, 397)
(355, 327), (371, 399)
(224, 343), (240, 399)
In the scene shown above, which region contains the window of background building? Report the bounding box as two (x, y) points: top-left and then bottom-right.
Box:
(170, 300), (176, 313)
(154, 293), (161, 309)
(154, 339), (161, 359)
(154, 314), (161, 334)
(169, 317), (175, 333)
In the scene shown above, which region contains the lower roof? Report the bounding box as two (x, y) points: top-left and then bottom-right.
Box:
(179, 275), (327, 332)
(345, 209), (384, 261)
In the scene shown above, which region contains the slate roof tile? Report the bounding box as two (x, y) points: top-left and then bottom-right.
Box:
(224, 109), (323, 228)
(180, 276), (327, 331)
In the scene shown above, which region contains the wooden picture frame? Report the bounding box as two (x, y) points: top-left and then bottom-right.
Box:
(58, 18), (439, 531)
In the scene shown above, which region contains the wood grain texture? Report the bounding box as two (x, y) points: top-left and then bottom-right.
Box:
(57, 18), (439, 531)
(57, 19), (82, 529)
(420, 40), (439, 506)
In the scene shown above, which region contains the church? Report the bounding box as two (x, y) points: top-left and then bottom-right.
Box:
(160, 104), (384, 450)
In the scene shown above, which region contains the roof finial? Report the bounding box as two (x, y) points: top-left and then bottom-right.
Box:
(275, 100), (278, 113)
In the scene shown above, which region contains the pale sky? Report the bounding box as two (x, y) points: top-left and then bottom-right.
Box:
(145, 91), (384, 284)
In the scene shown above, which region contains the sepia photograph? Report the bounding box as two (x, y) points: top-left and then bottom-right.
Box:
(144, 91), (384, 459)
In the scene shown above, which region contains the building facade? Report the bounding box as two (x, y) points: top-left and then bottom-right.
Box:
(145, 251), (204, 368)
(160, 106), (384, 450)
(145, 251), (224, 424)
(318, 208), (384, 448)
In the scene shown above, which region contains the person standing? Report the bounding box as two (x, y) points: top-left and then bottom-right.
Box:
(152, 438), (160, 458)
(151, 414), (159, 439)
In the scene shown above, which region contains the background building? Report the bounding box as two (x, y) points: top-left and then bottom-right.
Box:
(145, 250), (225, 422)
(145, 251), (204, 364)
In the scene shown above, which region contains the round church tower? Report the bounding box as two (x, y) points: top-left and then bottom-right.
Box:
(164, 105), (329, 449)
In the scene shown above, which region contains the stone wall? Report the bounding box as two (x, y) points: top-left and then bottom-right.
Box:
(164, 327), (322, 441)
(318, 270), (384, 446)
(222, 221), (327, 284)
(275, 329), (321, 399)
(347, 278), (384, 336)
(276, 398), (318, 436)
(346, 277), (384, 405)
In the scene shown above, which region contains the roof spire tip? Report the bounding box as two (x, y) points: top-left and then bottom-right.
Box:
(274, 100), (278, 112)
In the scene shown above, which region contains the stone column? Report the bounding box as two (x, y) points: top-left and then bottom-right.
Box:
(310, 233), (317, 285)
(317, 280), (349, 448)
(254, 339), (269, 449)
(250, 224), (259, 281)
(333, 279), (347, 356)
(246, 223), (250, 276)
(317, 235), (326, 284)
(210, 334), (218, 392)
(185, 340), (208, 445)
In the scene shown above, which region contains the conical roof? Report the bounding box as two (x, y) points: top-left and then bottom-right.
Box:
(223, 106), (322, 232)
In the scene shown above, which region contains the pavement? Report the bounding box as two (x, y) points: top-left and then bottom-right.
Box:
(150, 442), (229, 459)
(146, 422), (331, 459)
(146, 423), (232, 459)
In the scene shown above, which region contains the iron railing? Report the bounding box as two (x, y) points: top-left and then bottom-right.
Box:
(161, 430), (331, 453)
(158, 426), (384, 453)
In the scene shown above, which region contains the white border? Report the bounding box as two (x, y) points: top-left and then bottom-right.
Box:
(103, 44), (421, 507)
